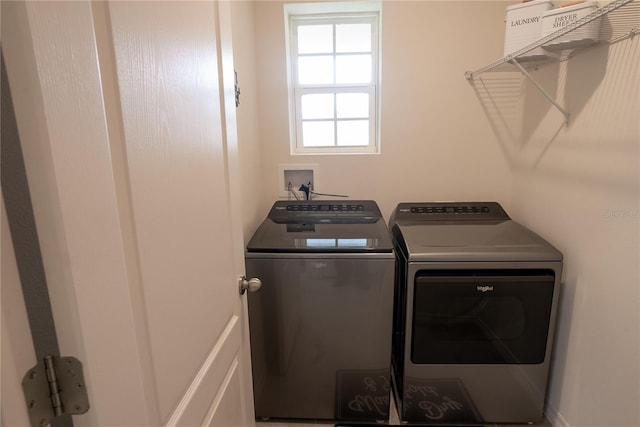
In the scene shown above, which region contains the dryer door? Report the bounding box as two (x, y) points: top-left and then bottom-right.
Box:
(411, 269), (555, 364)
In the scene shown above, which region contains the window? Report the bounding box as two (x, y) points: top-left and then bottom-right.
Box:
(285, 2), (381, 154)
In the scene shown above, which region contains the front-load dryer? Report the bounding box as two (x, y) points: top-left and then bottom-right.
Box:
(389, 202), (562, 424)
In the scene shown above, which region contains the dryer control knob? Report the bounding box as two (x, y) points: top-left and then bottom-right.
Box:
(239, 276), (262, 295)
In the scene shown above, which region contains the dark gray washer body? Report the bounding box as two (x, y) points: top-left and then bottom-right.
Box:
(389, 202), (563, 424)
(245, 200), (395, 422)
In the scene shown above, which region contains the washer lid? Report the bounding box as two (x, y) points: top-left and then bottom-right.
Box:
(247, 200), (393, 253)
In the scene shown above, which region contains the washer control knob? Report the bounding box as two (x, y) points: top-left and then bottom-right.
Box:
(239, 276), (262, 295)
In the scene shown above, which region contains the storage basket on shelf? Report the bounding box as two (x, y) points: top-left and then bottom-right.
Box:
(504, 0), (555, 60)
(541, 1), (601, 51)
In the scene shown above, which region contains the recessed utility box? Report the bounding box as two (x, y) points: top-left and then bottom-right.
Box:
(278, 164), (319, 199)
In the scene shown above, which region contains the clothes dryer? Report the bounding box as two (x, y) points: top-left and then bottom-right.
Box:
(389, 202), (562, 424)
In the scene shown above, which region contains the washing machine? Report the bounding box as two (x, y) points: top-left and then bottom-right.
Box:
(245, 200), (395, 423)
(389, 202), (562, 424)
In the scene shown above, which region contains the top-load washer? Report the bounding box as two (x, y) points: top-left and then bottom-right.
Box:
(245, 200), (395, 423)
(389, 202), (562, 424)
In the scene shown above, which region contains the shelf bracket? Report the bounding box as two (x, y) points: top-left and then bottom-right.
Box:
(511, 58), (570, 126)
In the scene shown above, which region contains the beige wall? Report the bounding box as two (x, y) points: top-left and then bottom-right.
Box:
(231, 1), (271, 243)
(248, 0), (512, 221)
(507, 38), (640, 426)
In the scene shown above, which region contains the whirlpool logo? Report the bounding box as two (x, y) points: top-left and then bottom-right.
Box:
(476, 285), (494, 292)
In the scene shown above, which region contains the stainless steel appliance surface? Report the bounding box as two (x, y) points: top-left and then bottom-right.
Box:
(246, 200), (395, 423)
(389, 202), (563, 425)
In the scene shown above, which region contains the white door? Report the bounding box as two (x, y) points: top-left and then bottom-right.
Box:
(1, 1), (255, 426)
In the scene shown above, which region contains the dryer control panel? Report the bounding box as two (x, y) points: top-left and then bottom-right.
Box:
(392, 202), (509, 221)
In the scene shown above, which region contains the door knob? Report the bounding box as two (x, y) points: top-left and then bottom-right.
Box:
(239, 276), (262, 295)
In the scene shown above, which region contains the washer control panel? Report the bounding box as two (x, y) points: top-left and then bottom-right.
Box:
(268, 200), (381, 223)
(285, 204), (365, 212)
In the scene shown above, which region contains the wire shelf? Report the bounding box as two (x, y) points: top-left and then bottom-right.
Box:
(465, 0), (639, 79)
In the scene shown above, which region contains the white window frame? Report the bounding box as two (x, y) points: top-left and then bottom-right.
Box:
(285, 2), (382, 155)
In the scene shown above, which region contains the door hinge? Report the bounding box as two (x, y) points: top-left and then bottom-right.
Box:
(22, 355), (90, 426)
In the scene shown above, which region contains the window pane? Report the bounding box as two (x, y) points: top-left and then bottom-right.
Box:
(336, 93), (369, 119)
(303, 121), (335, 147)
(298, 25), (333, 54)
(336, 55), (371, 84)
(337, 120), (369, 146)
(298, 56), (334, 85)
(336, 24), (371, 53)
(302, 94), (335, 119)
